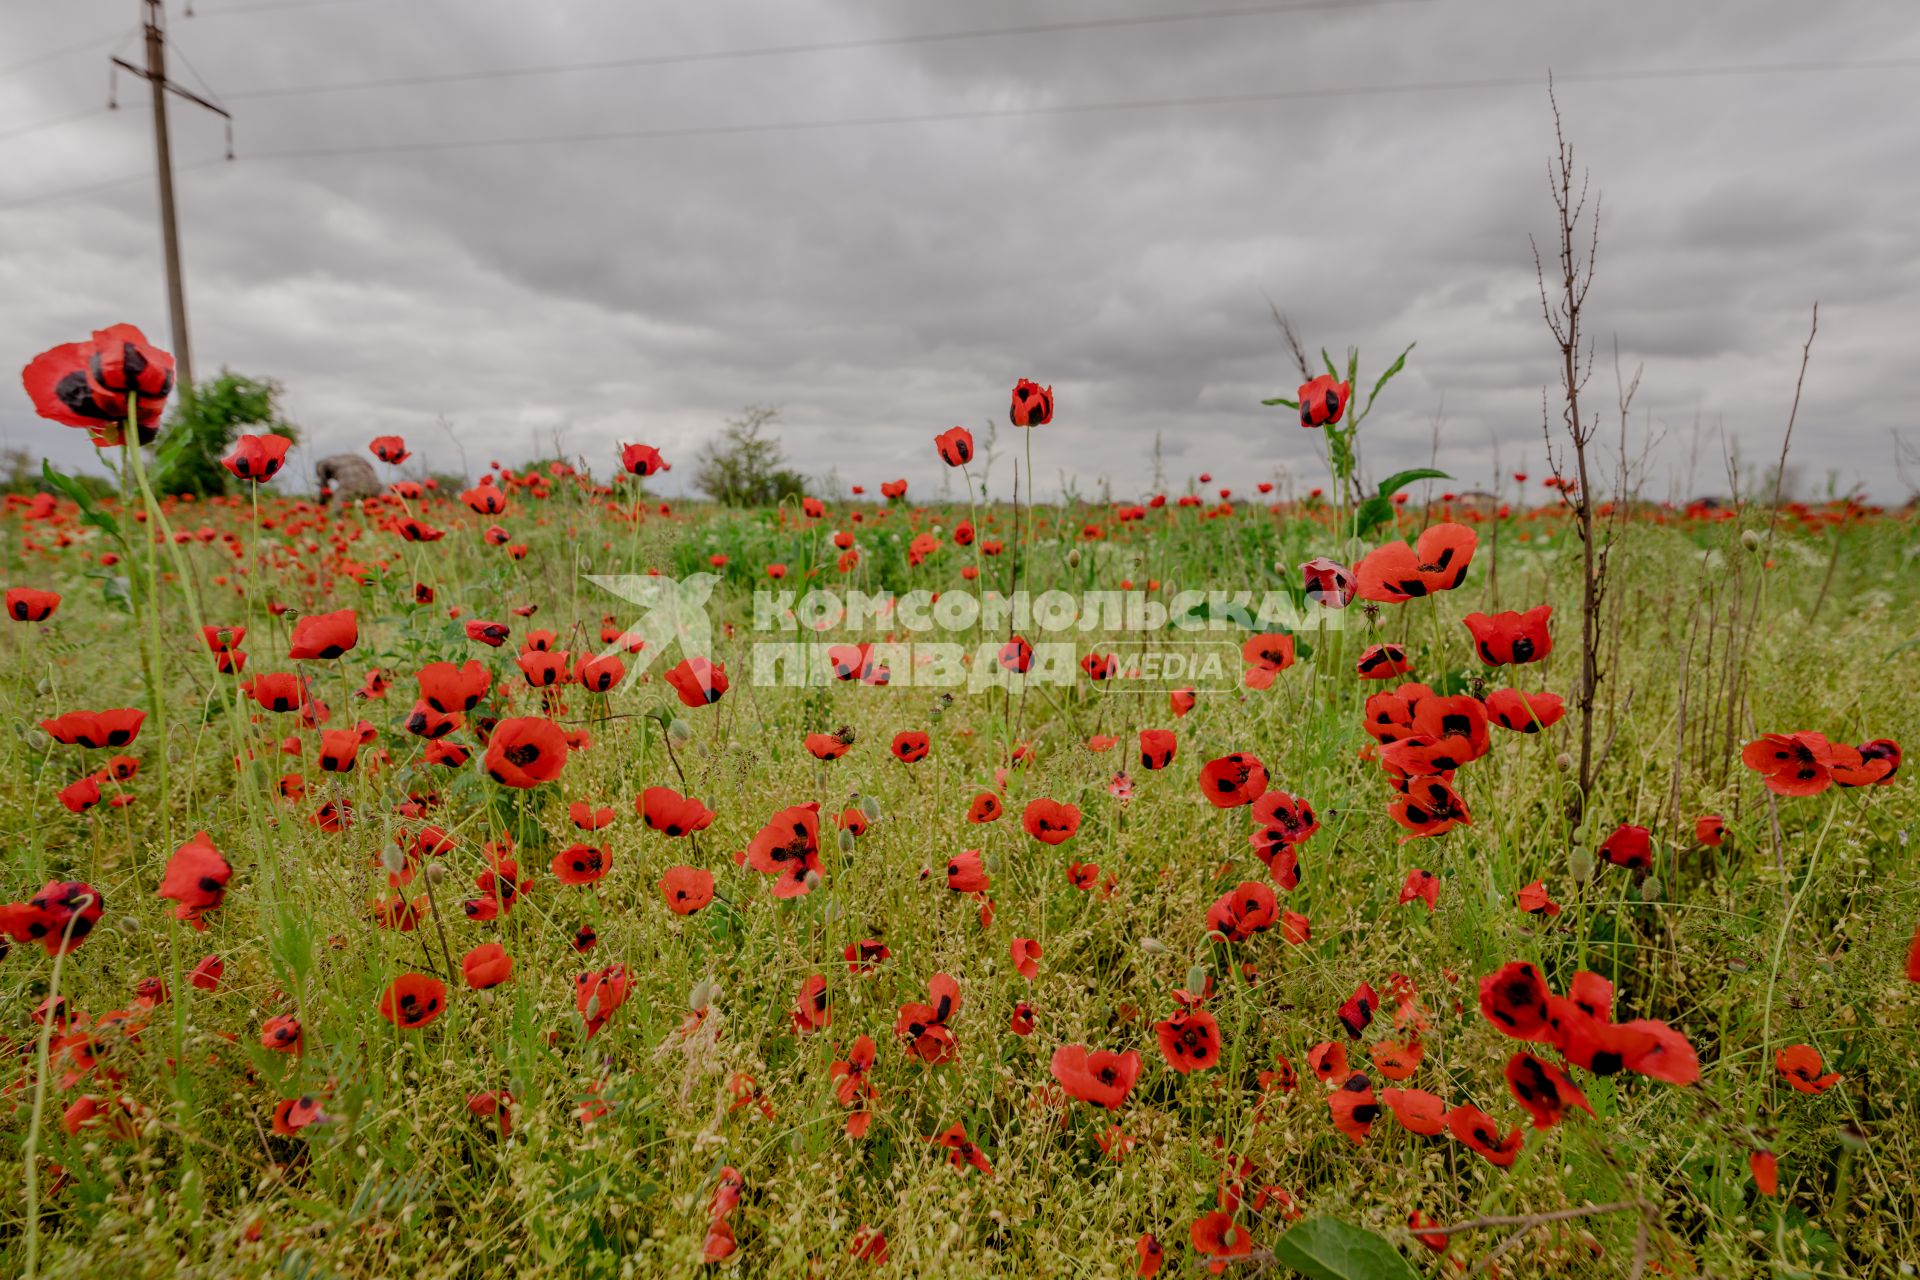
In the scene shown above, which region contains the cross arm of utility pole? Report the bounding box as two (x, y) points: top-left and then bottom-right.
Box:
(111, 55), (231, 120)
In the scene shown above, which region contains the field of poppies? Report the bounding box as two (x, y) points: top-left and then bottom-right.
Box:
(2, 325), (1918, 1279)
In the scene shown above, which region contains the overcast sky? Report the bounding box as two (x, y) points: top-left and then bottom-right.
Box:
(2, 0), (1917, 502)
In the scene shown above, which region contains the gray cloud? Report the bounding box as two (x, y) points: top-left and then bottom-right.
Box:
(2, 0), (1916, 502)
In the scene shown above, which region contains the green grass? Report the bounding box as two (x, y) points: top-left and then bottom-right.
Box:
(1, 479), (1915, 1278)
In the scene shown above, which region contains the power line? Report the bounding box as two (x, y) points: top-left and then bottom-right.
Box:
(0, 29), (134, 79)
(0, 105), (117, 146)
(220, 0), (1419, 101)
(233, 54), (1920, 162)
(0, 155), (224, 212)
(3, 53), (1914, 211)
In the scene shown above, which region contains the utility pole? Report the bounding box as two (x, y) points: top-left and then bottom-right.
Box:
(112, 0), (230, 400)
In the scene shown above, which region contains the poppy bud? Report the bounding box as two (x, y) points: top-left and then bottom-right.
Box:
(1067, 548), (1081, 568)
(838, 830), (856, 853)
(425, 862), (447, 885)
(1140, 937), (1169, 955)
(116, 914), (142, 937)
(1741, 529), (1763, 552)
(860, 794), (882, 821)
(668, 719), (693, 745)
(1639, 876), (1663, 902)
(25, 727), (50, 752)
(1186, 964), (1208, 998)
(803, 869), (824, 893)
(1554, 752), (1573, 770)
(582, 995), (601, 1022)
(381, 846), (407, 875)
(1569, 848), (1595, 881)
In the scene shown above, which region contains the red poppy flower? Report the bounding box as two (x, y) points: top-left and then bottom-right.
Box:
(746, 801), (822, 897)
(1009, 378), (1054, 427)
(0, 881), (105, 954)
(1448, 1104), (1523, 1167)
(5, 587), (61, 622)
(1485, 687), (1565, 732)
(1462, 605), (1553, 666)
(998, 634), (1034, 674)
(189, 954), (223, 991)
(1381, 1086), (1447, 1136)
(40, 708), (146, 750)
(1598, 823), (1653, 870)
(22, 324), (174, 444)
(891, 730), (930, 764)
(934, 426), (974, 466)
(1206, 881), (1277, 943)
(259, 1014), (302, 1053)
(639, 786), (716, 838)
(620, 443), (668, 476)
(465, 620), (511, 647)
(223, 432), (292, 482)
(1834, 737), (1901, 786)
(1479, 961), (1553, 1041)
(157, 831), (231, 929)
(644, 866), (710, 917)
(369, 435), (410, 464)
(461, 942), (514, 989)
(791, 974), (832, 1034)
(272, 1094), (326, 1136)
(929, 1121), (992, 1174)
(1189, 1211), (1253, 1270)
(1353, 642), (1409, 680)
(1022, 797), (1082, 845)
(1241, 633), (1295, 673)
(1741, 731), (1862, 796)
(1049, 1043), (1141, 1109)
(896, 972), (961, 1064)
(1389, 776), (1471, 839)
(1398, 868), (1439, 912)
(1198, 753), (1268, 808)
(1296, 373), (1351, 428)
(1408, 1211), (1451, 1252)
(288, 609), (359, 660)
(1355, 523), (1477, 603)
(483, 716), (569, 788)
(664, 656), (729, 707)
(845, 939), (891, 974)
(377, 972), (447, 1029)
(1516, 880), (1563, 916)
(1504, 1051), (1592, 1129)
(1337, 982), (1378, 1038)
(1300, 557), (1355, 608)
(1155, 1007), (1221, 1073)
(1327, 1071), (1379, 1144)
(1751, 1150), (1779, 1196)
(549, 842), (609, 886)
(1135, 1232), (1164, 1277)
(576, 964), (630, 1038)
(1775, 1043), (1841, 1094)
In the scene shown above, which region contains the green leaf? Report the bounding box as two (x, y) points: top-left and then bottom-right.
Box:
(42, 459), (122, 541)
(1261, 397), (1301, 409)
(1351, 496), (1395, 540)
(1375, 467), (1450, 499)
(1365, 341), (1416, 409)
(1270, 1217), (1422, 1280)
(1321, 348), (1341, 380)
